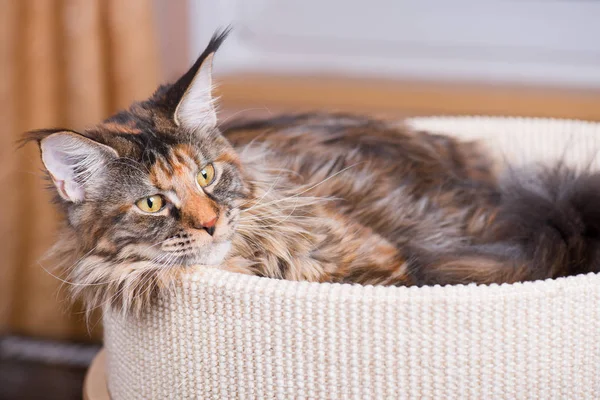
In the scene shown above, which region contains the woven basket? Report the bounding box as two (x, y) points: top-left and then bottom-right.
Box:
(103, 117), (600, 399)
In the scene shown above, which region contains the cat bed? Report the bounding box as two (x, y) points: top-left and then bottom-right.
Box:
(102, 117), (600, 399)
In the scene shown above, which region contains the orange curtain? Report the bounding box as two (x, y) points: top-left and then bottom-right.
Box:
(0, 0), (159, 341)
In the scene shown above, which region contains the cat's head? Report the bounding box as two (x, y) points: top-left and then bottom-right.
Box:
(26, 29), (246, 314)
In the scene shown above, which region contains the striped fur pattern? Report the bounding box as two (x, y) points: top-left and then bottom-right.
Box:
(26, 32), (600, 316)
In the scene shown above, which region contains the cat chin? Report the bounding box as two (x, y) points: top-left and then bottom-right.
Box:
(186, 240), (232, 266)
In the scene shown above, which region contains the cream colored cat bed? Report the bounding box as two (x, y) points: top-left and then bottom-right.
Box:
(101, 117), (600, 399)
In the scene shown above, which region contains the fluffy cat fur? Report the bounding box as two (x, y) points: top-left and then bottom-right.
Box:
(25, 30), (600, 317)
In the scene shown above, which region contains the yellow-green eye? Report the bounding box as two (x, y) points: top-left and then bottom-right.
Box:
(136, 195), (164, 213)
(197, 163), (215, 187)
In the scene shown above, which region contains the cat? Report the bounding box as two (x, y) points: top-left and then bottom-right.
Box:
(25, 29), (600, 316)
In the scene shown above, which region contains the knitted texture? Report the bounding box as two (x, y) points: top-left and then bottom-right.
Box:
(103, 117), (600, 399)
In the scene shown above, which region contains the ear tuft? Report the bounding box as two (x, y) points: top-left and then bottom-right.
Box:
(170, 27), (232, 132)
(39, 132), (118, 203)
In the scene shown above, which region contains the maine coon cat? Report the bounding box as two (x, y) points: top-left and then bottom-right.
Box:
(26, 30), (600, 316)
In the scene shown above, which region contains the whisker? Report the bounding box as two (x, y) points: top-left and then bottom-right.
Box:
(242, 163), (361, 212)
(241, 169), (287, 210)
(217, 106), (273, 129)
(38, 261), (120, 288)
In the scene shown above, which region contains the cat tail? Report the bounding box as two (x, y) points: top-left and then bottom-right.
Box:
(415, 164), (600, 286)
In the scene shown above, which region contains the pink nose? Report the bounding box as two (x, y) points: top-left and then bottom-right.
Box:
(203, 217), (217, 229)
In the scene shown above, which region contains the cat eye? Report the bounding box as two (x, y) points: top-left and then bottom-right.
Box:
(196, 163), (215, 187)
(136, 195), (164, 213)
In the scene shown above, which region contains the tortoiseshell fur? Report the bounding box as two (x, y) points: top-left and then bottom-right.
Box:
(27, 32), (600, 316)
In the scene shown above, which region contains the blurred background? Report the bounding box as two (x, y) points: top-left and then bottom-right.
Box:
(1, 0), (600, 398)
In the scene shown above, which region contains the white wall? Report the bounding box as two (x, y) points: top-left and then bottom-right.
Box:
(189, 0), (600, 88)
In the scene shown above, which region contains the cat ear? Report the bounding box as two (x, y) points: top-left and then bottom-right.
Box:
(38, 131), (118, 203)
(169, 28), (231, 132)
(174, 53), (216, 130)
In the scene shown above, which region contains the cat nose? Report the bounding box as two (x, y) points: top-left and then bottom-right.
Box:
(196, 216), (217, 236)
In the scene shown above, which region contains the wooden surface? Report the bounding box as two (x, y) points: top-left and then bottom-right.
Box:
(216, 75), (600, 121)
(83, 349), (110, 400)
